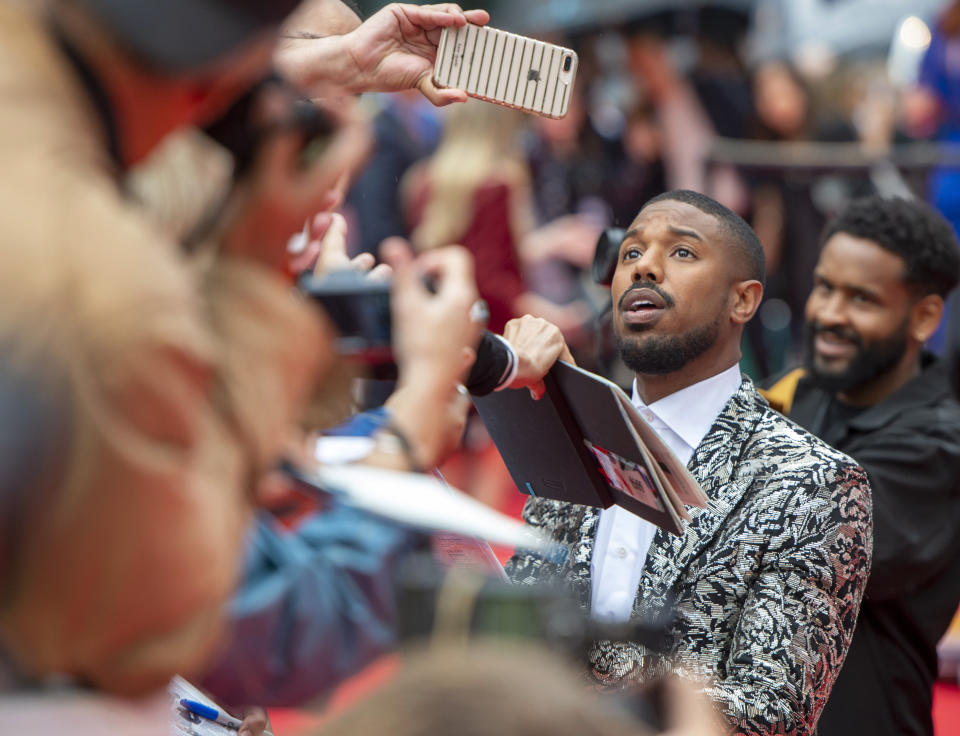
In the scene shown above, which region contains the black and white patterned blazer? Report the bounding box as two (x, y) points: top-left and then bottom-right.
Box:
(507, 377), (872, 736)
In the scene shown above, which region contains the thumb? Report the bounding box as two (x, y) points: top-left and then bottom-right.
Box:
(417, 73), (468, 107)
(380, 236), (416, 269)
(460, 346), (477, 377)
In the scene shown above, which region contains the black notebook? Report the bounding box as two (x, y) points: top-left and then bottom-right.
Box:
(473, 361), (708, 535)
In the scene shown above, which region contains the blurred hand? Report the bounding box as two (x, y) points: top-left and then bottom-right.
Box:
(901, 86), (942, 139)
(382, 242), (481, 467)
(387, 241), (481, 381)
(287, 212), (393, 279)
(237, 706), (273, 736)
(521, 215), (603, 268)
(385, 383), (472, 468)
(344, 3), (490, 105)
(219, 92), (372, 273)
(502, 315), (575, 400)
(658, 678), (726, 736)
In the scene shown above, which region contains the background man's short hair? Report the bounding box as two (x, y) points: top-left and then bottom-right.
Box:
(642, 189), (766, 287)
(822, 195), (960, 298)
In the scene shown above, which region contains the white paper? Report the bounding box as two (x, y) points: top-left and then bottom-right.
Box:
(432, 531), (510, 581)
(307, 464), (552, 553)
(314, 435), (375, 465)
(169, 676), (236, 736)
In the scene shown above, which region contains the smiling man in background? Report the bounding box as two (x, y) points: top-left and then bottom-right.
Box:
(763, 195), (960, 736)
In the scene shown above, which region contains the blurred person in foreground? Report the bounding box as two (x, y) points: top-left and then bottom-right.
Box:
(506, 190), (872, 735)
(314, 642), (724, 736)
(762, 196), (960, 736)
(0, 0), (487, 701)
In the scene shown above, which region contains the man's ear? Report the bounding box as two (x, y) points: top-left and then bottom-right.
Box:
(911, 293), (944, 343)
(730, 280), (763, 325)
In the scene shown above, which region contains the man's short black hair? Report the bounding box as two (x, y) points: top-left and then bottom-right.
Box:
(642, 189), (766, 286)
(822, 196), (960, 298)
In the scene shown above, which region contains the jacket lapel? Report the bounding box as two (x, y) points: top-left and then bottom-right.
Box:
(634, 378), (763, 614)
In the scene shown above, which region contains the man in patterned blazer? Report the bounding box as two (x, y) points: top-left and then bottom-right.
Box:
(505, 189), (873, 736)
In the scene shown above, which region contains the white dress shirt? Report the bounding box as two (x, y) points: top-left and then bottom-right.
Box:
(590, 363), (743, 621)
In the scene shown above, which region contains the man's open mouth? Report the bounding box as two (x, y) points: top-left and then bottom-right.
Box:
(620, 287), (668, 325)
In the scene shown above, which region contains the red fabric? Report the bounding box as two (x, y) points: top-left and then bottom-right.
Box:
(265, 708), (323, 735)
(408, 180), (527, 334)
(934, 681), (960, 735)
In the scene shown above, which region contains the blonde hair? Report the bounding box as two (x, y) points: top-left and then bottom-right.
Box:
(412, 100), (527, 251)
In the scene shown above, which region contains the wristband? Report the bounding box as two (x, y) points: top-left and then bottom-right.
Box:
(375, 420), (424, 473)
(493, 334), (519, 391)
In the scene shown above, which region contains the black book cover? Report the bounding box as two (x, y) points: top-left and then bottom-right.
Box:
(473, 362), (684, 534)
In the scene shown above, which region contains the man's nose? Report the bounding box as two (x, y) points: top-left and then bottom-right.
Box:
(633, 249), (663, 283)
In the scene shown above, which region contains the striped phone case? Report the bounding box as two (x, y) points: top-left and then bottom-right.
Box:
(432, 24), (578, 119)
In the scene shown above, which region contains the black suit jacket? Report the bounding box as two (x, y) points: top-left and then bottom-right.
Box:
(775, 356), (960, 736)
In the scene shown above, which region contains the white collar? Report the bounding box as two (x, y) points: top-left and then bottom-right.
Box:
(631, 363), (743, 451)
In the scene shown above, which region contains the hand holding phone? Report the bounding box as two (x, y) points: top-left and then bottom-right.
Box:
(433, 23), (578, 118)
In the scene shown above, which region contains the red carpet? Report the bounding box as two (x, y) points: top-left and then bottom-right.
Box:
(266, 678), (960, 735)
(935, 681), (960, 736)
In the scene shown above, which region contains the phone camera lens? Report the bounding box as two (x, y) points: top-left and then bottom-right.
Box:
(563, 55), (572, 72)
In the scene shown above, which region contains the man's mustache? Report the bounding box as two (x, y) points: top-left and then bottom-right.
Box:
(809, 321), (863, 348)
(617, 281), (675, 311)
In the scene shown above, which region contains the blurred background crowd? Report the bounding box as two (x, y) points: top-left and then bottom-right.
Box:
(343, 0), (960, 378)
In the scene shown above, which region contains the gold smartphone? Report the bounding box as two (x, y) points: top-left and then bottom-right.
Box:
(433, 23), (578, 118)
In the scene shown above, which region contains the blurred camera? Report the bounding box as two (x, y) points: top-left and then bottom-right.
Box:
(592, 227), (625, 287)
(299, 270), (501, 393)
(299, 269), (395, 367)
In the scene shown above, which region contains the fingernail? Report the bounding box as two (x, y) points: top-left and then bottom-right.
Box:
(287, 231), (308, 254)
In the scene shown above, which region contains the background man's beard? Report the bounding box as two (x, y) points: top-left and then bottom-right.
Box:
(803, 320), (908, 394)
(615, 314), (722, 375)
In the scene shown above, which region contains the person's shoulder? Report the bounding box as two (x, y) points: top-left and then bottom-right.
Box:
(736, 398), (871, 536)
(757, 366), (811, 414)
(747, 386), (865, 480)
(908, 357), (960, 422)
(858, 358), (960, 445)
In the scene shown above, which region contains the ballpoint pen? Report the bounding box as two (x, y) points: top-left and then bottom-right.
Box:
(179, 698), (274, 736)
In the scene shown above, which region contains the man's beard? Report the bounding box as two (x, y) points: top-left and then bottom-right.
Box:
(803, 319), (908, 394)
(615, 312), (722, 375)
